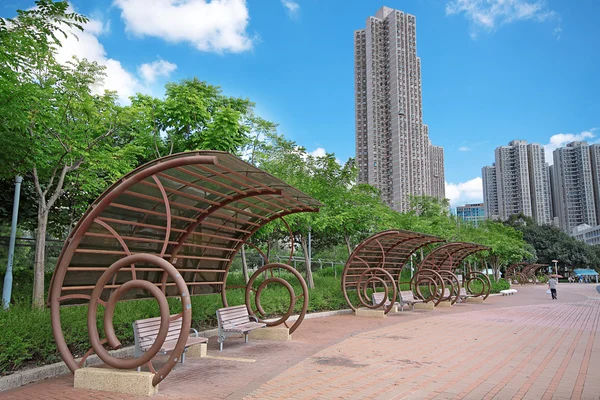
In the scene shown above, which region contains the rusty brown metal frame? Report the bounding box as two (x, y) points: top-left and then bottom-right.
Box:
(522, 263), (549, 283)
(341, 230), (444, 313)
(416, 242), (490, 302)
(47, 151), (322, 384)
(506, 262), (528, 279)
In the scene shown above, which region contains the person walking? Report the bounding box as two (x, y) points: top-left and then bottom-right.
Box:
(548, 276), (558, 300)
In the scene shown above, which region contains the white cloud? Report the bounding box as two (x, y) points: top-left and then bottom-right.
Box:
(138, 60), (177, 84)
(113, 0), (254, 53)
(445, 177), (483, 207)
(281, 0), (300, 18)
(446, 0), (558, 37)
(53, 17), (143, 103)
(51, 9), (177, 104)
(309, 147), (326, 158)
(543, 129), (596, 165)
(308, 147), (342, 165)
(459, 146), (471, 151)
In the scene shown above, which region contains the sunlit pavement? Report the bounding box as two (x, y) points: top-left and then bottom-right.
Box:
(3, 283), (600, 400)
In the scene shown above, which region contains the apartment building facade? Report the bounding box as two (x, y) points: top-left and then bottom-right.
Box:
(483, 140), (551, 224)
(553, 141), (597, 232)
(481, 165), (499, 219)
(355, 6), (444, 212)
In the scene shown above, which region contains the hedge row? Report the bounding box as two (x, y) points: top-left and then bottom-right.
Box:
(0, 269), (509, 374)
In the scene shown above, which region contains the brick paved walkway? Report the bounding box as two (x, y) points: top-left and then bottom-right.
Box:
(3, 284), (600, 400)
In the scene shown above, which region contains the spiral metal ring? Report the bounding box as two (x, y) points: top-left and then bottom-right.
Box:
(439, 270), (461, 305)
(87, 254), (191, 386)
(245, 263), (308, 334)
(465, 271), (491, 300)
(355, 267), (397, 314)
(411, 269), (445, 306)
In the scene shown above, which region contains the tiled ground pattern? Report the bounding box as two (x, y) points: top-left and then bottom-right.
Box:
(2, 284), (599, 400)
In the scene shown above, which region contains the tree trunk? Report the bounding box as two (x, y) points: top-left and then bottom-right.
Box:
(344, 233), (352, 257)
(241, 245), (249, 284)
(32, 206), (49, 308)
(300, 233), (314, 289)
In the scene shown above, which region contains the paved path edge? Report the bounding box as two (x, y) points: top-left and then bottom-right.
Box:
(0, 308), (354, 392)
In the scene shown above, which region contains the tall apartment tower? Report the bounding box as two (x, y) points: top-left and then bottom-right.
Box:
(494, 140), (533, 219)
(589, 144), (600, 224)
(355, 6), (444, 212)
(553, 141), (597, 232)
(527, 143), (552, 225)
(429, 141), (446, 200)
(482, 165), (499, 219)
(483, 140), (551, 224)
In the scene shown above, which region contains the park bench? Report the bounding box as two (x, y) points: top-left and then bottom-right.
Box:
(458, 287), (475, 302)
(398, 290), (424, 311)
(133, 315), (208, 369)
(371, 291), (400, 311)
(216, 305), (266, 351)
(500, 289), (517, 296)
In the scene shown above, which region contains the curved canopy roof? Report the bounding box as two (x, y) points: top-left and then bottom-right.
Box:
(342, 230), (444, 288)
(522, 263), (550, 277)
(506, 262), (529, 277)
(419, 242), (490, 272)
(48, 151), (322, 306)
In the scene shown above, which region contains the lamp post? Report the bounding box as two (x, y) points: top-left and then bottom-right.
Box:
(552, 259), (558, 276)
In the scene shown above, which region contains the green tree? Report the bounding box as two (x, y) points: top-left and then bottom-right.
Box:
(129, 78), (259, 158)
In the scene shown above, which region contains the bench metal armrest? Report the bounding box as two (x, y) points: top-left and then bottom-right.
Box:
(190, 328), (199, 337)
(250, 315), (259, 323)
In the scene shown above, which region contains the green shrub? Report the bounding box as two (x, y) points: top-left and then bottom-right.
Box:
(0, 272), (350, 374)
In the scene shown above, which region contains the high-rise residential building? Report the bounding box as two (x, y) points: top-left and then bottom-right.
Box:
(456, 203), (485, 226)
(482, 165), (499, 220)
(548, 164), (559, 226)
(527, 143), (552, 225)
(482, 140), (551, 224)
(429, 141), (445, 200)
(553, 141), (597, 232)
(355, 6), (444, 212)
(589, 144), (600, 224)
(494, 140), (533, 219)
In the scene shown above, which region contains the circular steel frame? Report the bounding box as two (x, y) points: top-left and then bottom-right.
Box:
(245, 263), (308, 334)
(465, 271), (492, 300)
(341, 230), (444, 314)
(522, 264), (549, 283)
(47, 151), (322, 382)
(418, 242), (490, 300)
(505, 262), (528, 280)
(411, 269), (445, 306)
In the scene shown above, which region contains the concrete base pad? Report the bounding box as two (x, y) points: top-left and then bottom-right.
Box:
(467, 297), (484, 303)
(74, 368), (158, 397)
(413, 302), (435, 310)
(355, 308), (386, 318)
(437, 301), (453, 307)
(186, 343), (207, 357)
(249, 326), (291, 341)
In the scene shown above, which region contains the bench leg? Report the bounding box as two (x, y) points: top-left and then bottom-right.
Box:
(244, 334), (249, 343)
(181, 351), (185, 364)
(219, 341), (223, 352)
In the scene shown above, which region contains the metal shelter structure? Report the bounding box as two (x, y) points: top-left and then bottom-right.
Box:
(507, 262), (548, 284)
(416, 242), (491, 304)
(47, 151), (322, 385)
(341, 230), (444, 313)
(522, 263), (548, 277)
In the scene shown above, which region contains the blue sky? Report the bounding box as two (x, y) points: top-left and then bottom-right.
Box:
(3, 0), (599, 206)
